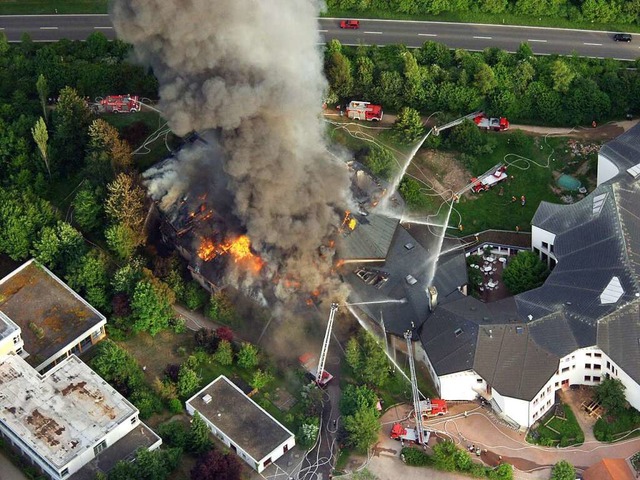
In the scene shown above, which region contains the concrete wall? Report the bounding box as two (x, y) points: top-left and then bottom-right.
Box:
(439, 370), (480, 401)
(531, 226), (557, 268)
(259, 437), (296, 472)
(597, 153), (620, 186)
(0, 332), (22, 357)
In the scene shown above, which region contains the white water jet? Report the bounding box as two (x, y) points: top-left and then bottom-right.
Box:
(345, 299), (407, 307)
(424, 199), (454, 287)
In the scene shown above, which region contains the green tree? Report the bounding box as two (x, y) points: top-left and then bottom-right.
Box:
(298, 420), (320, 450)
(595, 377), (627, 415)
(72, 185), (103, 233)
(31, 117), (50, 177)
(489, 463), (514, 480)
(51, 86), (92, 174)
(345, 332), (390, 388)
(343, 403), (380, 453)
(91, 340), (144, 393)
(399, 177), (429, 210)
(182, 281), (208, 310)
(345, 337), (361, 371)
(105, 223), (139, 260)
(340, 384), (378, 417)
(474, 63), (497, 95)
(187, 412), (213, 454)
(581, 0), (620, 22)
(550, 59), (575, 93)
(325, 49), (353, 99)
(177, 365), (201, 398)
(355, 56), (375, 97)
(0, 189), (56, 260)
(36, 74), (49, 122)
(130, 279), (176, 336)
(65, 250), (111, 311)
(250, 369), (274, 391)
(448, 119), (486, 155)
(363, 145), (396, 180)
(432, 440), (457, 471)
(108, 447), (181, 480)
(105, 172), (146, 240)
(373, 70), (403, 110)
(32, 221), (86, 272)
(392, 107), (425, 144)
(502, 251), (549, 295)
(550, 460), (576, 480)
(237, 342), (259, 369)
(190, 449), (242, 480)
(213, 340), (233, 366)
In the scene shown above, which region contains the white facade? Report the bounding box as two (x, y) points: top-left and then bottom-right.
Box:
(439, 370), (480, 401)
(186, 376), (296, 473)
(597, 152), (620, 186)
(531, 225), (557, 268)
(0, 354), (160, 480)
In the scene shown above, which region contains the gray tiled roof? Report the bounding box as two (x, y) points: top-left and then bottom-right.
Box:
(598, 122), (640, 172)
(345, 224), (468, 336)
(473, 324), (558, 401)
(598, 303), (640, 384)
(337, 213), (399, 260)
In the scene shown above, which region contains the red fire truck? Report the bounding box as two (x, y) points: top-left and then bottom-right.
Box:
(473, 112), (509, 131)
(97, 95), (141, 113)
(345, 101), (383, 121)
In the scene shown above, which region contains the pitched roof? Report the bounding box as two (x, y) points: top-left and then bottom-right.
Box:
(473, 323), (558, 401)
(337, 213), (399, 260)
(583, 458), (634, 480)
(598, 122), (640, 173)
(597, 303), (640, 383)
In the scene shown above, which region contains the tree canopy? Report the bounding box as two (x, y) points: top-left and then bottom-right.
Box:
(550, 460), (576, 480)
(595, 377), (627, 415)
(502, 251), (549, 295)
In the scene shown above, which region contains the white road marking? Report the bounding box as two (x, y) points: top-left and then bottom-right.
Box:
(94, 26), (113, 30)
(364, 31), (383, 34)
(39, 26), (58, 30)
(473, 36), (492, 39)
(527, 39), (547, 43)
(318, 29), (328, 33)
(418, 33), (437, 37)
(584, 42), (602, 46)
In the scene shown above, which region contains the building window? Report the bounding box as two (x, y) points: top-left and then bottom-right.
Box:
(594, 353), (602, 358)
(131, 416), (138, 425)
(606, 361), (611, 369)
(549, 244), (554, 253)
(594, 364), (601, 370)
(593, 376), (601, 382)
(584, 375), (591, 381)
(561, 367), (570, 373)
(585, 364), (591, 369)
(61, 468), (69, 477)
(586, 353), (592, 357)
(572, 365), (576, 369)
(542, 241), (549, 249)
(477, 378), (483, 383)
(547, 386), (551, 393)
(94, 439), (107, 456)
(555, 382), (559, 387)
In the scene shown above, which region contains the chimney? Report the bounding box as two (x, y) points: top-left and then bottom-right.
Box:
(427, 286), (438, 311)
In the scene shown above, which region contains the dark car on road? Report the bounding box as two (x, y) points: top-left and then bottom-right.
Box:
(340, 20), (360, 29)
(614, 33), (632, 42)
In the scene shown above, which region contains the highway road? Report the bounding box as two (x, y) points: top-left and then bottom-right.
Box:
(0, 14), (639, 60)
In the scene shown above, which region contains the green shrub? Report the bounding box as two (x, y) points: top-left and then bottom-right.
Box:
(168, 397), (183, 414)
(402, 446), (432, 466)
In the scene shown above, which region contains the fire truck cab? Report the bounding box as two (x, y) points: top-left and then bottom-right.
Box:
(98, 95), (141, 114)
(420, 398), (448, 417)
(390, 424), (431, 444)
(345, 101), (383, 121)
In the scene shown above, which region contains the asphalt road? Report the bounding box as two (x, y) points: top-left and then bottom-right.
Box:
(0, 14), (639, 60)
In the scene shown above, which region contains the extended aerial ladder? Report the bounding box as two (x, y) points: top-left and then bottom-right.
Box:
(390, 328), (432, 445)
(315, 302), (339, 386)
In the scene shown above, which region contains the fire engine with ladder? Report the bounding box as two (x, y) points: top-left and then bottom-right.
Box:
(299, 302), (339, 387)
(390, 329), (447, 444)
(345, 101), (383, 122)
(95, 95), (141, 114)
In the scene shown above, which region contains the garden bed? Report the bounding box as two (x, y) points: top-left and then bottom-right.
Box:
(527, 404), (584, 447)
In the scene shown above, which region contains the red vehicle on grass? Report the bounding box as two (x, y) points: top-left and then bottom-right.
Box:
(340, 20), (360, 29)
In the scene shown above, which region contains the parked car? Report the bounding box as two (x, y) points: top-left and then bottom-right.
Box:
(614, 33), (632, 42)
(340, 20), (360, 29)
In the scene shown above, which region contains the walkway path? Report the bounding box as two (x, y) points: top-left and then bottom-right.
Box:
(0, 451), (28, 480)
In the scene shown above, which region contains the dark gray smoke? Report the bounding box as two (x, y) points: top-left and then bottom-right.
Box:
(111, 0), (350, 300)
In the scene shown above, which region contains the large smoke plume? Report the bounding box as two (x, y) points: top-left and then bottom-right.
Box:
(110, 0), (350, 303)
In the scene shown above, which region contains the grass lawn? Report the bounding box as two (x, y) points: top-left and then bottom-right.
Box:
(101, 110), (180, 171)
(528, 404), (584, 447)
(0, 0), (107, 15)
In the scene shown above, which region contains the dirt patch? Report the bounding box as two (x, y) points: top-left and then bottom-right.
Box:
(409, 149), (471, 196)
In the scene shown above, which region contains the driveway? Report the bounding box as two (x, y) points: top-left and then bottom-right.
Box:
(348, 401), (640, 480)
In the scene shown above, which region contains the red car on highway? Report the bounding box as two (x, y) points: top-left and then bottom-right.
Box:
(340, 20), (360, 29)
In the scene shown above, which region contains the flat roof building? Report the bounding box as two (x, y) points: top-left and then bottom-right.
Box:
(0, 353), (161, 480)
(0, 260), (106, 372)
(186, 376), (295, 473)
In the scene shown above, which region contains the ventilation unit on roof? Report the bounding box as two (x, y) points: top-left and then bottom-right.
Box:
(202, 394), (212, 404)
(516, 326), (524, 334)
(592, 193), (608, 215)
(600, 276), (624, 304)
(454, 328), (463, 337)
(627, 163), (640, 178)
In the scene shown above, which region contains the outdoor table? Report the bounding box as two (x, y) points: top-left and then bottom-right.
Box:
(482, 265), (493, 272)
(498, 257), (507, 264)
(487, 281), (496, 288)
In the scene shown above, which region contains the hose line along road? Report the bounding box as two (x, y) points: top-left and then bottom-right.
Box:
(0, 14), (638, 60)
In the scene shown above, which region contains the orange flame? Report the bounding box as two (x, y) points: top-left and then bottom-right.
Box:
(197, 235), (264, 272)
